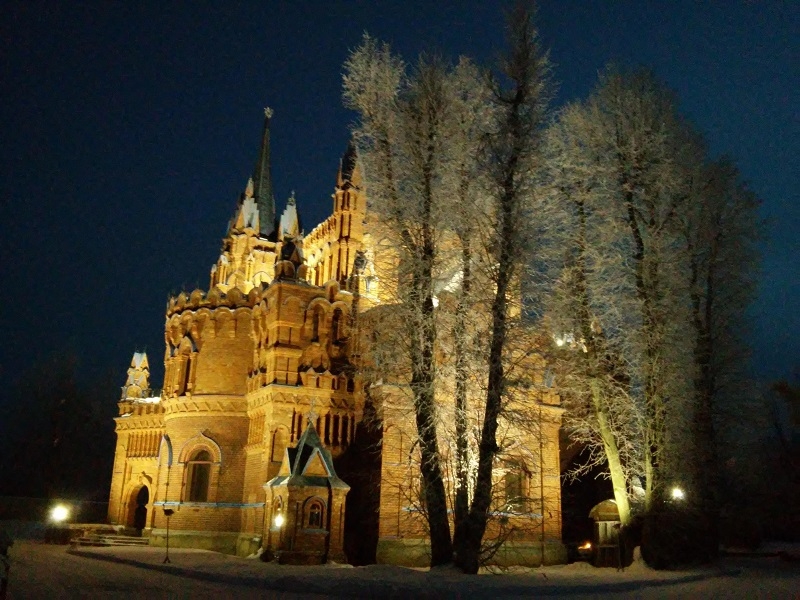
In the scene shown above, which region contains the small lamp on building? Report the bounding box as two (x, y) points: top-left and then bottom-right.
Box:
(163, 508), (174, 564)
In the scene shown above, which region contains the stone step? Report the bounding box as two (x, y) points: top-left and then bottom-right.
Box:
(72, 534), (150, 548)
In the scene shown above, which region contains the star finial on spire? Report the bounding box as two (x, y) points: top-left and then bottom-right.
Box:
(264, 107), (274, 119)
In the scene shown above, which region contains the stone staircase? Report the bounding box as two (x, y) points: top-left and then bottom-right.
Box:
(71, 532), (150, 548)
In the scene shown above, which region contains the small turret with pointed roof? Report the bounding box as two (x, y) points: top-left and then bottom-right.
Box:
(336, 140), (359, 189)
(279, 191), (303, 241)
(120, 352), (152, 400)
(253, 107), (276, 238)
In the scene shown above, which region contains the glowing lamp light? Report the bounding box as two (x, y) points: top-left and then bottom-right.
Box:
(50, 504), (70, 523)
(671, 486), (685, 501)
(578, 541), (592, 550)
(274, 513), (284, 528)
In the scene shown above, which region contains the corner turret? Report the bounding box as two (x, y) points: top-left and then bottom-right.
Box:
(121, 352), (152, 400)
(279, 191), (303, 241)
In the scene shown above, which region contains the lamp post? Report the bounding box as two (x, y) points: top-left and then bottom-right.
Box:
(47, 504), (70, 544)
(163, 508), (174, 564)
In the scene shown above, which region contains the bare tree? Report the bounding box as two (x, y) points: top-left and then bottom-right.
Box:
(678, 151), (762, 551)
(545, 67), (762, 560)
(344, 38), (487, 566)
(543, 102), (641, 525)
(452, 4), (553, 574)
(542, 69), (696, 521)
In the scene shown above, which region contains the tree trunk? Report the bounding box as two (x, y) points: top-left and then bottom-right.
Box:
(454, 138), (519, 575)
(575, 195), (632, 525)
(591, 380), (632, 524)
(408, 149), (454, 566)
(453, 239), (472, 547)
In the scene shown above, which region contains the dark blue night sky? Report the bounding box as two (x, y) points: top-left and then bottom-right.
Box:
(0, 1), (797, 399)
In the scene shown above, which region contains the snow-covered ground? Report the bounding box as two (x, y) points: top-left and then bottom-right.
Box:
(4, 541), (799, 599)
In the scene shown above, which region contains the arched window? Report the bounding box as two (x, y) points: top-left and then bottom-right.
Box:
(503, 460), (527, 513)
(307, 499), (324, 528)
(187, 449), (211, 502)
(181, 355), (192, 394)
(331, 309), (343, 342)
(271, 428), (288, 462)
(311, 308), (321, 342)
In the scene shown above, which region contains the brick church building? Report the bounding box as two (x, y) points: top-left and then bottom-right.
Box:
(107, 111), (566, 566)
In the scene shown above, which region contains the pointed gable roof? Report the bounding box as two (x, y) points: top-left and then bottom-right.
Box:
(267, 422), (349, 490)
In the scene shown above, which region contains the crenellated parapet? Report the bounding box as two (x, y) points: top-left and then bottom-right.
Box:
(163, 287), (258, 399)
(166, 286), (262, 318)
(117, 397), (164, 419)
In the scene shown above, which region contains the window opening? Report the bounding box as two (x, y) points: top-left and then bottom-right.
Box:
(188, 449), (211, 502)
(331, 309), (343, 342)
(308, 501), (323, 528)
(504, 461), (527, 513)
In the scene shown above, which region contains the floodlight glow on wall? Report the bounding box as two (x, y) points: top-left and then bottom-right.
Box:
(274, 514), (284, 528)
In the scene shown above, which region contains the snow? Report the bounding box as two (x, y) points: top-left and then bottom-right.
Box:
(53, 544), (785, 598)
(135, 396), (161, 404)
(279, 195), (301, 239)
(131, 353), (147, 368)
(240, 197), (259, 229)
(5, 539), (799, 599)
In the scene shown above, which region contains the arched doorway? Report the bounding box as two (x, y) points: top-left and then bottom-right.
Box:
(127, 486), (149, 534)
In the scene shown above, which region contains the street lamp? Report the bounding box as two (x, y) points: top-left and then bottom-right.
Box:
(671, 487), (685, 501)
(49, 504), (70, 524)
(163, 508), (174, 564)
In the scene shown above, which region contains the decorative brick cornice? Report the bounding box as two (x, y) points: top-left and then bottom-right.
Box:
(114, 416), (166, 430)
(162, 394), (248, 418)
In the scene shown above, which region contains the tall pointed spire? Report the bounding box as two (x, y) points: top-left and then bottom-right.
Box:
(253, 107), (276, 238)
(337, 140), (358, 187)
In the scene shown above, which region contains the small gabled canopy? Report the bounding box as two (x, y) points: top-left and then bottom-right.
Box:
(589, 499), (620, 522)
(267, 421), (349, 491)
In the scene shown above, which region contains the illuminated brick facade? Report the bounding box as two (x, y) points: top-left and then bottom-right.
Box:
(107, 113), (565, 565)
